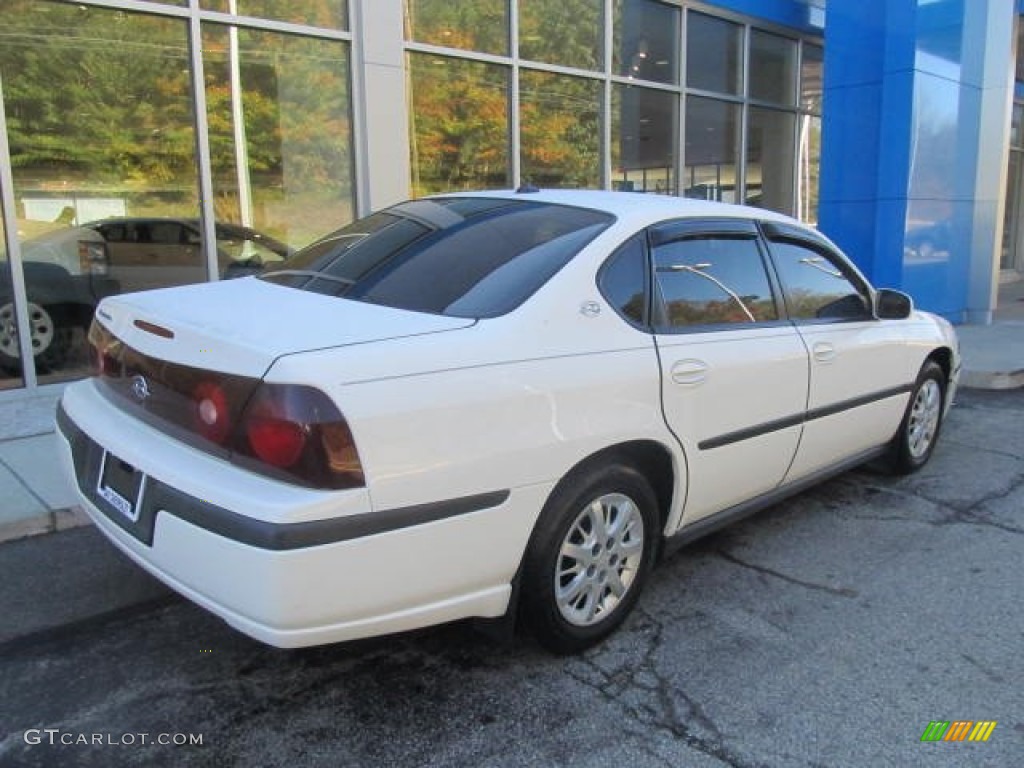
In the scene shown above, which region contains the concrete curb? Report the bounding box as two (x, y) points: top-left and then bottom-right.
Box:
(0, 506), (91, 545)
(960, 369), (1024, 390)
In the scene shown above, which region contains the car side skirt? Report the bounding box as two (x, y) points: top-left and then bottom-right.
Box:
(663, 444), (888, 557)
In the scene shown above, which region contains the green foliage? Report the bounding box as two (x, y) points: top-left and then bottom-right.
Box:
(519, 0), (603, 70)
(0, 2), (354, 246)
(0, 3), (196, 187)
(406, 0), (508, 55)
(409, 54), (509, 196)
(520, 71), (601, 188)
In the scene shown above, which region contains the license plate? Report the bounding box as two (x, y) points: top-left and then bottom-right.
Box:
(97, 451), (145, 522)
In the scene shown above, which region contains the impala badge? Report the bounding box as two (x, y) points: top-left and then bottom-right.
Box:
(131, 375), (152, 402)
(580, 301), (602, 318)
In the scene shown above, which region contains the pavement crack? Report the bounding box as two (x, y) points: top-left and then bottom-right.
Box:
(565, 610), (760, 768)
(943, 439), (1024, 462)
(717, 550), (858, 598)
(960, 653), (1005, 684)
(844, 477), (1024, 535)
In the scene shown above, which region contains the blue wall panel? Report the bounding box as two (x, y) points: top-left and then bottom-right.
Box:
(818, 0), (1010, 322)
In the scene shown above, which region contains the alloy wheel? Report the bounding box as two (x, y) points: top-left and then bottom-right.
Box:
(554, 492), (645, 627)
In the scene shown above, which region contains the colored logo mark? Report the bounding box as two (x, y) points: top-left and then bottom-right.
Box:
(921, 721), (996, 742)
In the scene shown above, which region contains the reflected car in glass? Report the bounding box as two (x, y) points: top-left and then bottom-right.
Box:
(74, 218), (293, 290)
(2, 219), (291, 371)
(56, 190), (960, 653)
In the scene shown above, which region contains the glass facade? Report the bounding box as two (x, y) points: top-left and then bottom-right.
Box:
(0, 0), (354, 391)
(0, 213), (24, 389)
(1002, 103), (1023, 272)
(1, 0), (824, 394)
(405, 0), (508, 55)
(408, 53), (510, 196)
(202, 26), (354, 250)
(202, 0), (348, 30)
(520, 71), (601, 188)
(404, 1), (823, 211)
(519, 0), (604, 70)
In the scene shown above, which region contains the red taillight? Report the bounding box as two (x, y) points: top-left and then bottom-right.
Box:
(246, 415), (306, 468)
(87, 319), (362, 490)
(236, 383), (365, 489)
(193, 380), (232, 444)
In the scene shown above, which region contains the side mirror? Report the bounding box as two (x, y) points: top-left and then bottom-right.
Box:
(875, 288), (913, 320)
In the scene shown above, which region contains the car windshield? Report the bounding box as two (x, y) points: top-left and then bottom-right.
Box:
(260, 198), (614, 318)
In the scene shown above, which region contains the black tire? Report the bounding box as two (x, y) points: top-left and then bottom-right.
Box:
(0, 301), (73, 374)
(888, 360), (946, 474)
(521, 462), (659, 654)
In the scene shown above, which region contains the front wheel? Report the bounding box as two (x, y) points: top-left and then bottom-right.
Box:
(888, 360), (946, 474)
(521, 463), (659, 654)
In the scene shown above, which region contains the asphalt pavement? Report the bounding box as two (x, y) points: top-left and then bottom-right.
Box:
(0, 388), (1021, 767)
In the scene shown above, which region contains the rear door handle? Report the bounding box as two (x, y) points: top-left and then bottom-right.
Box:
(670, 359), (709, 386)
(812, 342), (837, 363)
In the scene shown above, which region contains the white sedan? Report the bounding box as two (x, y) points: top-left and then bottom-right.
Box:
(57, 190), (959, 653)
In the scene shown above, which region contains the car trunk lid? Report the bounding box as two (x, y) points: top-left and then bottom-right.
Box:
(94, 276), (475, 378)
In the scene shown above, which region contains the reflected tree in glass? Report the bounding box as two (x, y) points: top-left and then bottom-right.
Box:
(519, 0), (603, 71)
(407, 54), (510, 197)
(202, 0), (347, 30)
(404, 0), (508, 55)
(203, 26), (354, 249)
(520, 71), (601, 188)
(0, 2), (198, 383)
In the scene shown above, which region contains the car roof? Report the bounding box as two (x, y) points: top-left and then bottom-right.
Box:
(431, 188), (804, 227)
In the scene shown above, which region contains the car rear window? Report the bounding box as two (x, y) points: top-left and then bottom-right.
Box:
(260, 198), (614, 318)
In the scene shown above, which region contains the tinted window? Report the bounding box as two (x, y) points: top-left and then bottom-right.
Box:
(652, 236), (777, 329)
(769, 240), (872, 321)
(149, 222), (185, 244)
(262, 199), (614, 318)
(599, 235), (647, 325)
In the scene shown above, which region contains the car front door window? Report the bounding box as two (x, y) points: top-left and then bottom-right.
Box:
(768, 240), (872, 322)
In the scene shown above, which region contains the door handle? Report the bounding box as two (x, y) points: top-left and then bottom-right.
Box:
(670, 359), (709, 386)
(812, 342), (837, 363)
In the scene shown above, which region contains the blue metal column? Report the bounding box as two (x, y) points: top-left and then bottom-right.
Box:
(819, 0), (1016, 323)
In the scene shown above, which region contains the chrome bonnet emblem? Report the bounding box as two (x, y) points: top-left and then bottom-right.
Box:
(131, 374), (152, 401)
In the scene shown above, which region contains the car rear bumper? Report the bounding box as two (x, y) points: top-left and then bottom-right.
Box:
(57, 380), (548, 647)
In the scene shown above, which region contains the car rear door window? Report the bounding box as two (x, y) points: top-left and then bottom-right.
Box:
(768, 239), (872, 321)
(651, 234), (778, 330)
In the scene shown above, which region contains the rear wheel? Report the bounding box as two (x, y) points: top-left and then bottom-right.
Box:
(888, 360), (946, 474)
(0, 301), (73, 373)
(521, 463), (658, 654)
